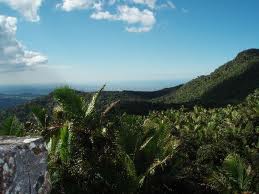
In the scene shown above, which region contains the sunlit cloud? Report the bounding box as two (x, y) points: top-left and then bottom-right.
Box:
(0, 0), (43, 22)
(57, 0), (176, 32)
(0, 15), (48, 72)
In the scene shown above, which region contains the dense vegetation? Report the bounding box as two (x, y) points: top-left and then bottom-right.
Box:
(0, 49), (259, 193)
(1, 86), (258, 193)
(159, 49), (259, 105)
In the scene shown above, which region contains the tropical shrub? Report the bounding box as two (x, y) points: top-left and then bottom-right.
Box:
(0, 116), (24, 136)
(23, 88), (259, 193)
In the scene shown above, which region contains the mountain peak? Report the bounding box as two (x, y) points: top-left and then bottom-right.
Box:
(236, 48), (259, 59)
(161, 48), (259, 105)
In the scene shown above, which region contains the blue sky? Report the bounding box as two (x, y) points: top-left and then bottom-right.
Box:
(0, 0), (259, 85)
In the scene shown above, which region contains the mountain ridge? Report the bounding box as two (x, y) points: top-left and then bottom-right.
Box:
(157, 48), (259, 105)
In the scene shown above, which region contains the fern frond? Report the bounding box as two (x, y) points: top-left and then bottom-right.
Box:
(208, 153), (253, 193)
(59, 122), (71, 163)
(139, 155), (171, 187)
(84, 84), (105, 117)
(0, 116), (23, 136)
(53, 86), (84, 120)
(31, 105), (48, 129)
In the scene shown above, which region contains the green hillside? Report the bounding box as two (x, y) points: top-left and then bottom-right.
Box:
(2, 87), (181, 122)
(1, 49), (259, 193)
(1, 86), (258, 194)
(159, 49), (259, 105)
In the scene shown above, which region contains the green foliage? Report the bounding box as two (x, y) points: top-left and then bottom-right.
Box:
(53, 85), (105, 129)
(115, 90), (259, 193)
(26, 88), (259, 193)
(0, 116), (23, 136)
(53, 86), (86, 122)
(45, 85), (129, 193)
(2, 49), (259, 193)
(59, 122), (72, 163)
(208, 153), (253, 193)
(159, 49), (259, 105)
(31, 105), (49, 130)
(115, 114), (181, 190)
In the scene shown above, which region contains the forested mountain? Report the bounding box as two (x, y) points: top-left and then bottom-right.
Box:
(1, 86), (258, 194)
(159, 49), (259, 105)
(2, 87), (182, 121)
(0, 49), (259, 194)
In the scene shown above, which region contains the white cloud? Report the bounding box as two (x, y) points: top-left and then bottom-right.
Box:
(0, 0), (43, 22)
(56, 0), (99, 11)
(126, 26), (152, 33)
(91, 11), (115, 20)
(58, 0), (176, 33)
(0, 15), (47, 72)
(57, 0), (158, 11)
(118, 5), (155, 27)
(91, 5), (155, 32)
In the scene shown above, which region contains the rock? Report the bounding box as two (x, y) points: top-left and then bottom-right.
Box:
(0, 136), (51, 194)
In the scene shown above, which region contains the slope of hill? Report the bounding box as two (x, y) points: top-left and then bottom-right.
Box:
(2, 86), (183, 122)
(158, 49), (259, 105)
(122, 84), (182, 100)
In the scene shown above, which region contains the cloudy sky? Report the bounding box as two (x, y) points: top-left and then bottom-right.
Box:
(0, 0), (259, 85)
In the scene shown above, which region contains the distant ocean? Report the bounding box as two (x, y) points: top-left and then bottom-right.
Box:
(0, 80), (189, 95)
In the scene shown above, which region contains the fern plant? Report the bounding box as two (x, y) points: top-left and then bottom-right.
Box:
(44, 85), (111, 193)
(31, 105), (49, 130)
(53, 85), (105, 129)
(208, 153), (253, 194)
(116, 115), (181, 191)
(46, 85), (104, 157)
(0, 116), (23, 136)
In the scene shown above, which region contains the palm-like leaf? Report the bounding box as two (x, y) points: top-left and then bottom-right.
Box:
(59, 122), (71, 163)
(53, 86), (85, 121)
(47, 86), (105, 166)
(223, 154), (252, 192)
(48, 133), (60, 157)
(139, 155), (172, 186)
(116, 116), (181, 190)
(209, 153), (253, 193)
(0, 116), (23, 136)
(31, 105), (49, 129)
(53, 85), (105, 125)
(84, 84), (105, 117)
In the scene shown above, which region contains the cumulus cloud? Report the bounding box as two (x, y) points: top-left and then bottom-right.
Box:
(91, 11), (115, 20)
(0, 15), (47, 72)
(56, 0), (99, 11)
(126, 26), (152, 33)
(91, 5), (155, 32)
(57, 0), (176, 32)
(0, 0), (43, 22)
(118, 6), (155, 26)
